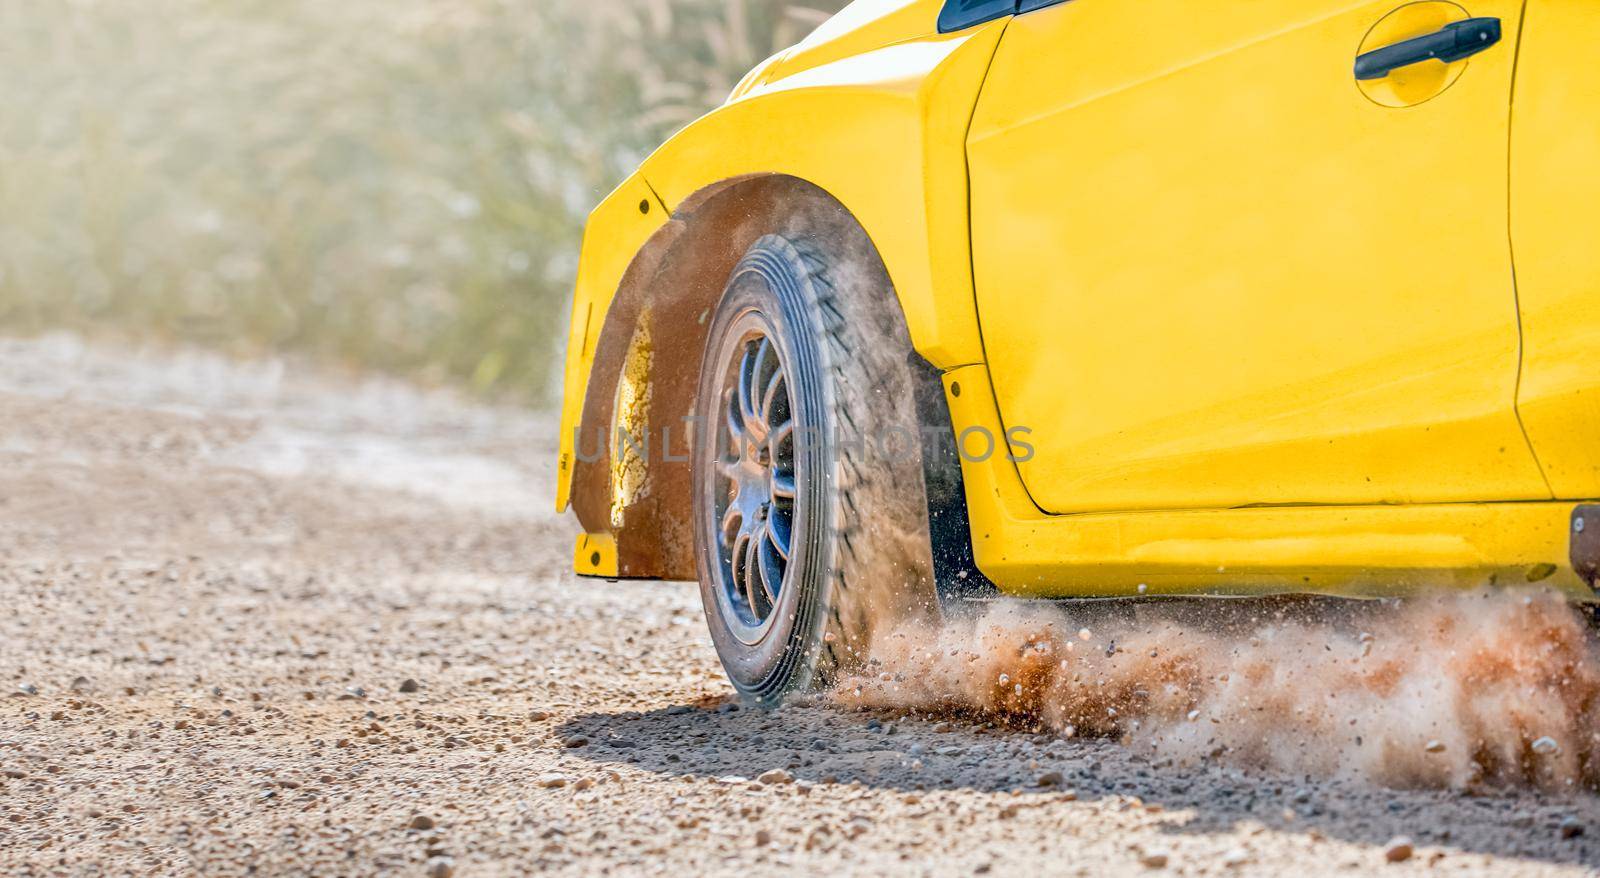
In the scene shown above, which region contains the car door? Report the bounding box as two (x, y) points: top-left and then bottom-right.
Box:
(1509, 0), (1600, 499)
(965, 0), (1548, 515)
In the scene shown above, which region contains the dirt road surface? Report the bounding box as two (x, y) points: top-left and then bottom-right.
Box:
(2, 334), (1598, 876)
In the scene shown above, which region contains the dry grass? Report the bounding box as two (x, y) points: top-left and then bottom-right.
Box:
(0, 0), (846, 400)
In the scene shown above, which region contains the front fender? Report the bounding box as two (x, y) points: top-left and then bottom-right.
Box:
(554, 173), (668, 515)
(553, 17), (1007, 575)
(642, 20), (1005, 369)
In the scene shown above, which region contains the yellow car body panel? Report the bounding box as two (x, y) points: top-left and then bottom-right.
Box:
(942, 363), (1587, 599)
(557, 0), (1600, 601)
(556, 0), (1004, 510)
(554, 174), (667, 513)
(639, 14), (1005, 370)
(1511, 0), (1600, 499)
(768, 0), (952, 82)
(967, 0), (1547, 515)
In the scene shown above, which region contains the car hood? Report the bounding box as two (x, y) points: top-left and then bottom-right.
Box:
(732, 0), (942, 99)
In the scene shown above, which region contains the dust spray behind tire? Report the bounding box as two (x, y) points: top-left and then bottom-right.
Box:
(834, 589), (1600, 791)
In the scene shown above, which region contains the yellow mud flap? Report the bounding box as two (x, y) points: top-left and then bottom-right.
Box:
(574, 532), (618, 578)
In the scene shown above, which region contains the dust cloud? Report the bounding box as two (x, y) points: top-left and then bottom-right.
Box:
(836, 589), (1600, 792)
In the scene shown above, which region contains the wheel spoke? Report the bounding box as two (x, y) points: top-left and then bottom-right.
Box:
(730, 530), (751, 602)
(756, 527), (781, 603)
(737, 349), (763, 439)
(752, 338), (774, 414)
(766, 513), (790, 561)
(720, 503), (741, 541)
(760, 371), (785, 427)
(768, 420), (794, 470)
(742, 530), (763, 612)
(724, 387), (744, 448)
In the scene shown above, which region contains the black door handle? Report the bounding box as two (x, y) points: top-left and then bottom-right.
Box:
(1354, 17), (1501, 81)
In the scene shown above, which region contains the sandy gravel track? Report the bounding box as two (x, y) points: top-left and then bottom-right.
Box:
(1, 335), (1598, 877)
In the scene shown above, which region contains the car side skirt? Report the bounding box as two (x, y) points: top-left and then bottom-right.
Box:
(941, 363), (1598, 600)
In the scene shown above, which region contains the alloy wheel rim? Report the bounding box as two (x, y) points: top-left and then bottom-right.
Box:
(712, 327), (797, 638)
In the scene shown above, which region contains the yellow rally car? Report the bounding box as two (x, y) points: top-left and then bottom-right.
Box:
(556, 0), (1600, 704)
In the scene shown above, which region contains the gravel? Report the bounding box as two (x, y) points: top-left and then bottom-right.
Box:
(0, 335), (1598, 876)
(1384, 837), (1415, 863)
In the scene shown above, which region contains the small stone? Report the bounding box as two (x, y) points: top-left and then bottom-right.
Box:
(398, 679), (420, 694)
(573, 778), (594, 791)
(538, 774), (570, 789)
(408, 815), (436, 831)
(1221, 847), (1250, 868)
(1531, 736), (1561, 756)
(425, 856), (454, 878)
(562, 736), (589, 748)
(754, 828), (772, 846)
(69, 676), (90, 691)
(1139, 850), (1170, 868)
(1383, 837), (1414, 863)
(757, 768), (793, 785)
(1036, 770), (1065, 787)
(1424, 740), (1446, 753)
(14, 684), (37, 696)
(1560, 816), (1585, 839)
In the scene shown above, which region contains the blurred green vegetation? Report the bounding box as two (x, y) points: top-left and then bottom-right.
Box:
(0, 0), (847, 400)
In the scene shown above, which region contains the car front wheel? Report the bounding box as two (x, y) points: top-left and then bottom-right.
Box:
(692, 231), (940, 706)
